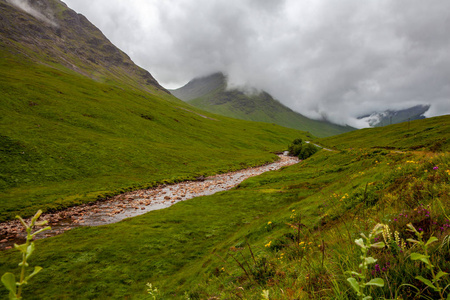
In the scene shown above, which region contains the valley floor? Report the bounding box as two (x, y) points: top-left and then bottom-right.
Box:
(0, 155), (298, 250)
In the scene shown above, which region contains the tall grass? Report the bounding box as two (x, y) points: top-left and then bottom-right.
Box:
(192, 148), (450, 299)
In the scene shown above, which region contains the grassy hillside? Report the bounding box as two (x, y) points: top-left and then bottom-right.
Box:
(0, 0), (309, 222)
(1, 1), (449, 299)
(0, 0), (167, 94)
(171, 73), (355, 138)
(0, 47), (307, 222)
(0, 117), (448, 299)
(317, 115), (450, 152)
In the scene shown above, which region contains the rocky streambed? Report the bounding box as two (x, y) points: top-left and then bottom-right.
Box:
(0, 155), (298, 250)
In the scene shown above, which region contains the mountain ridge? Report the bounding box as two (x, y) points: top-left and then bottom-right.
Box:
(0, 0), (168, 94)
(358, 104), (430, 127)
(170, 72), (355, 137)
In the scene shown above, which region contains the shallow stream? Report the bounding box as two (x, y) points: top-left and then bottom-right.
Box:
(0, 155), (298, 250)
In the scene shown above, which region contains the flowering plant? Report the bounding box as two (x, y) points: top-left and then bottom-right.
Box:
(347, 223), (385, 299)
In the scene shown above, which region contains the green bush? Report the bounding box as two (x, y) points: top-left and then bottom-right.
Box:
(288, 138), (303, 156)
(287, 138), (319, 159)
(288, 144), (303, 156)
(292, 138), (303, 145)
(298, 144), (318, 160)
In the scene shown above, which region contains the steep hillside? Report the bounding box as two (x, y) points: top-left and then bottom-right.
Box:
(0, 0), (307, 221)
(0, 0), (167, 94)
(170, 73), (355, 138)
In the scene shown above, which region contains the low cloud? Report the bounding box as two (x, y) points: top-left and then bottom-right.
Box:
(63, 0), (450, 127)
(7, 0), (57, 26)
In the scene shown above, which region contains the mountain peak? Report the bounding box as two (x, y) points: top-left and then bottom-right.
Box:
(358, 105), (430, 127)
(170, 73), (355, 137)
(1, 0), (168, 94)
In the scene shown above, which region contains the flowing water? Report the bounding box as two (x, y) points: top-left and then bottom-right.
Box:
(0, 155), (299, 250)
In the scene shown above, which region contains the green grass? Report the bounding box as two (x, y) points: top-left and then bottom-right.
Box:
(0, 46), (307, 222)
(317, 115), (450, 152)
(1, 116), (448, 299)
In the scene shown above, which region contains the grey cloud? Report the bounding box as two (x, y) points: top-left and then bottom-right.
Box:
(63, 0), (450, 127)
(8, 0), (57, 26)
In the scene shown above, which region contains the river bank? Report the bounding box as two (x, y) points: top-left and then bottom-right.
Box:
(0, 155), (298, 250)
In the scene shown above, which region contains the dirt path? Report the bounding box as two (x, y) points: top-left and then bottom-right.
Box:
(0, 155), (299, 250)
(305, 141), (335, 152)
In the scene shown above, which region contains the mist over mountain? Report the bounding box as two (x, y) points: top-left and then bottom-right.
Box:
(358, 105), (430, 127)
(61, 0), (450, 127)
(171, 73), (355, 138)
(1, 0), (168, 94)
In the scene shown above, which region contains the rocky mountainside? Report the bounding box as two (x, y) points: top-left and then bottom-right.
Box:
(358, 105), (430, 127)
(171, 73), (355, 137)
(0, 0), (168, 94)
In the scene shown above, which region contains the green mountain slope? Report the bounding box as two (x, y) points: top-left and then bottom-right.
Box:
(0, 116), (448, 300)
(0, 0), (167, 94)
(317, 114), (450, 152)
(170, 72), (355, 138)
(0, 0), (307, 221)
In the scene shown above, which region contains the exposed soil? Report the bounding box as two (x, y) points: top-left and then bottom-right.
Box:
(0, 155), (299, 250)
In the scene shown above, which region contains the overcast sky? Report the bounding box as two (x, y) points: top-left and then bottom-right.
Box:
(62, 0), (450, 128)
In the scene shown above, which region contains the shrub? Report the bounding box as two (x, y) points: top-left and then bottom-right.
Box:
(298, 143), (318, 160)
(292, 138), (303, 145)
(287, 138), (319, 160)
(288, 144), (303, 156)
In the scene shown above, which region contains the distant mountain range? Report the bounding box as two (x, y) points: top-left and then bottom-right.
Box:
(170, 73), (355, 137)
(358, 105), (430, 127)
